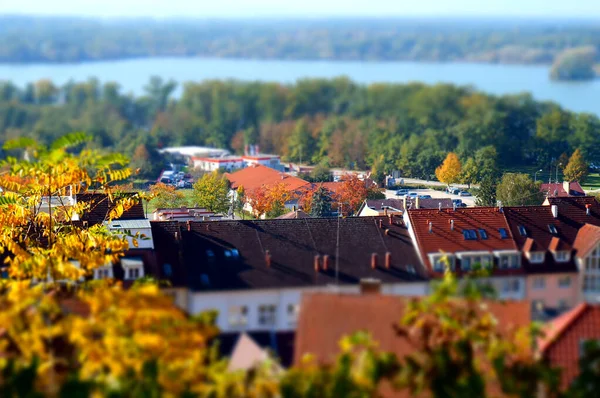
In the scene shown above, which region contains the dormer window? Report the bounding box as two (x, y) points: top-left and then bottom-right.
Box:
(499, 228), (509, 239)
(94, 265), (113, 280)
(429, 254), (454, 272)
(554, 251), (570, 263)
(518, 226), (527, 237)
(122, 258), (144, 280)
(529, 252), (545, 264)
(462, 229), (477, 240)
(478, 229), (488, 240)
(548, 224), (558, 235)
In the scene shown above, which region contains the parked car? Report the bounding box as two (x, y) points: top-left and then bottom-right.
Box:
(451, 188), (461, 195)
(452, 199), (467, 208)
(407, 192), (419, 198)
(184, 181), (193, 189)
(418, 194), (432, 199)
(395, 189), (409, 196)
(459, 191), (472, 197)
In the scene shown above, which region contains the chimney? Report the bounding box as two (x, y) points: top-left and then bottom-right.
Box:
(385, 252), (391, 269)
(563, 181), (570, 195)
(551, 204), (558, 218)
(438, 202), (442, 211)
(265, 250), (272, 268)
(388, 214), (393, 225)
(415, 196), (420, 209)
(371, 253), (378, 269)
(379, 219), (383, 229)
(428, 221), (433, 233)
(323, 255), (330, 270)
(383, 207), (388, 216)
(453, 202), (457, 211)
(586, 204), (591, 216)
(450, 219), (454, 231)
(187, 220), (191, 231)
(314, 255), (321, 272)
(403, 196), (407, 211)
(360, 278), (381, 295)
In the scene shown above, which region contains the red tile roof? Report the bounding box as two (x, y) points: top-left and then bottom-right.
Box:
(226, 164), (309, 192)
(549, 236), (571, 251)
(406, 207), (517, 272)
(573, 224), (600, 259)
(540, 182), (585, 197)
(539, 303), (600, 389)
(295, 293), (531, 397)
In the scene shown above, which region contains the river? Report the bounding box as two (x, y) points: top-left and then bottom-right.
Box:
(1, 57), (599, 115)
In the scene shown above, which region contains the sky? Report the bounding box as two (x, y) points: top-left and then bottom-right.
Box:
(3, 0), (600, 19)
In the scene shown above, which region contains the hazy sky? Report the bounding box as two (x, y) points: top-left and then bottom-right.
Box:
(4, 0), (600, 18)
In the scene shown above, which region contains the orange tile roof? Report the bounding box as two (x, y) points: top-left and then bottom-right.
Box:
(226, 165), (309, 192)
(406, 207), (517, 272)
(295, 293), (531, 397)
(539, 303), (600, 389)
(573, 223), (600, 259)
(548, 236), (571, 251)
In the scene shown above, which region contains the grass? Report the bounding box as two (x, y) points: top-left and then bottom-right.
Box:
(503, 166), (600, 192)
(144, 189), (196, 215)
(581, 173), (600, 191)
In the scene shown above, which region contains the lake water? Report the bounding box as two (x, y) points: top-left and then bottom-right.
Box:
(0, 57), (599, 115)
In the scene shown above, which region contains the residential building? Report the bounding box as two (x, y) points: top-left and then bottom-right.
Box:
(152, 207), (224, 222)
(226, 165), (310, 216)
(242, 154), (284, 171)
(404, 207), (526, 301)
(149, 217), (430, 334)
(540, 181), (585, 198)
(192, 156), (244, 172)
(276, 209), (310, 219)
(539, 303), (600, 390)
(357, 198), (453, 217)
(294, 291), (531, 397)
(159, 146), (230, 163)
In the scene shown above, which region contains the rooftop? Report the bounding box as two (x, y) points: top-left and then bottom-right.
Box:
(540, 181), (585, 198)
(150, 216), (427, 291)
(225, 164), (309, 192)
(76, 192), (145, 226)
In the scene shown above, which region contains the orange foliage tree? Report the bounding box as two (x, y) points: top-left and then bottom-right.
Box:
(435, 152), (462, 186)
(247, 182), (294, 218)
(338, 174), (368, 216)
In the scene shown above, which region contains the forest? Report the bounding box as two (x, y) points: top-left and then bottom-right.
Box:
(1, 16), (600, 64)
(0, 76), (599, 181)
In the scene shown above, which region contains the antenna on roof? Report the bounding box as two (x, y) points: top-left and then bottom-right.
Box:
(335, 202), (342, 285)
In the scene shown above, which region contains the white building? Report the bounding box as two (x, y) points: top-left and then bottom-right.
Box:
(192, 156), (244, 172)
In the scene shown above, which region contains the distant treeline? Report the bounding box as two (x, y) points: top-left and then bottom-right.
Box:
(2, 16), (600, 64)
(0, 77), (599, 181)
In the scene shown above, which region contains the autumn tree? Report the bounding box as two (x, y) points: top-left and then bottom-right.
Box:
(247, 182), (294, 218)
(496, 173), (544, 206)
(193, 171), (231, 215)
(149, 182), (187, 210)
(338, 174), (368, 216)
(301, 185), (334, 217)
(436, 152), (462, 186)
(234, 185), (246, 218)
(563, 148), (589, 182)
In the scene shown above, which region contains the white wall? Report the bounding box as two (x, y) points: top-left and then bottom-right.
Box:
(189, 282), (430, 332)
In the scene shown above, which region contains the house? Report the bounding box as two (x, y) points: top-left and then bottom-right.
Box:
(276, 209), (310, 219)
(149, 216), (430, 334)
(404, 206), (526, 300)
(538, 303), (600, 390)
(242, 154), (284, 171)
(357, 198), (453, 217)
(541, 181), (585, 198)
(192, 156), (244, 172)
(294, 290), (532, 397)
(159, 146), (230, 163)
(226, 165), (310, 216)
(227, 333), (283, 372)
(152, 207), (223, 222)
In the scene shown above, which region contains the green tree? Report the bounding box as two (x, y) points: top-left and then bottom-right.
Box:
(550, 46), (597, 81)
(288, 118), (314, 163)
(308, 186), (334, 217)
(460, 158), (479, 189)
(370, 154), (386, 187)
(475, 177), (498, 207)
(563, 148), (589, 182)
(496, 173), (544, 206)
(192, 171), (231, 215)
(309, 162), (331, 182)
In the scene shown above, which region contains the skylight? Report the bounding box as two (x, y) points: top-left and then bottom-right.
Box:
(463, 229), (477, 240)
(518, 225), (527, 237)
(548, 224), (558, 235)
(499, 228), (509, 239)
(478, 229), (488, 240)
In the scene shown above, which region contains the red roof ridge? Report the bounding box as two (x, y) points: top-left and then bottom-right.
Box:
(539, 303), (589, 353)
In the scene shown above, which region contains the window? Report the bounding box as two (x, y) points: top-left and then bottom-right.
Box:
(558, 276), (572, 288)
(533, 277), (546, 289)
(122, 258), (144, 280)
(430, 254), (454, 272)
(518, 225), (527, 237)
(499, 254), (519, 269)
(228, 305), (248, 327)
(502, 278), (521, 293)
(462, 257), (471, 271)
(478, 229), (488, 240)
(548, 224), (558, 235)
(554, 251), (570, 263)
(462, 229), (477, 240)
(94, 266), (113, 280)
(258, 304), (277, 327)
(529, 252), (545, 264)
(287, 303), (300, 324)
(584, 245), (600, 294)
(499, 228), (509, 239)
